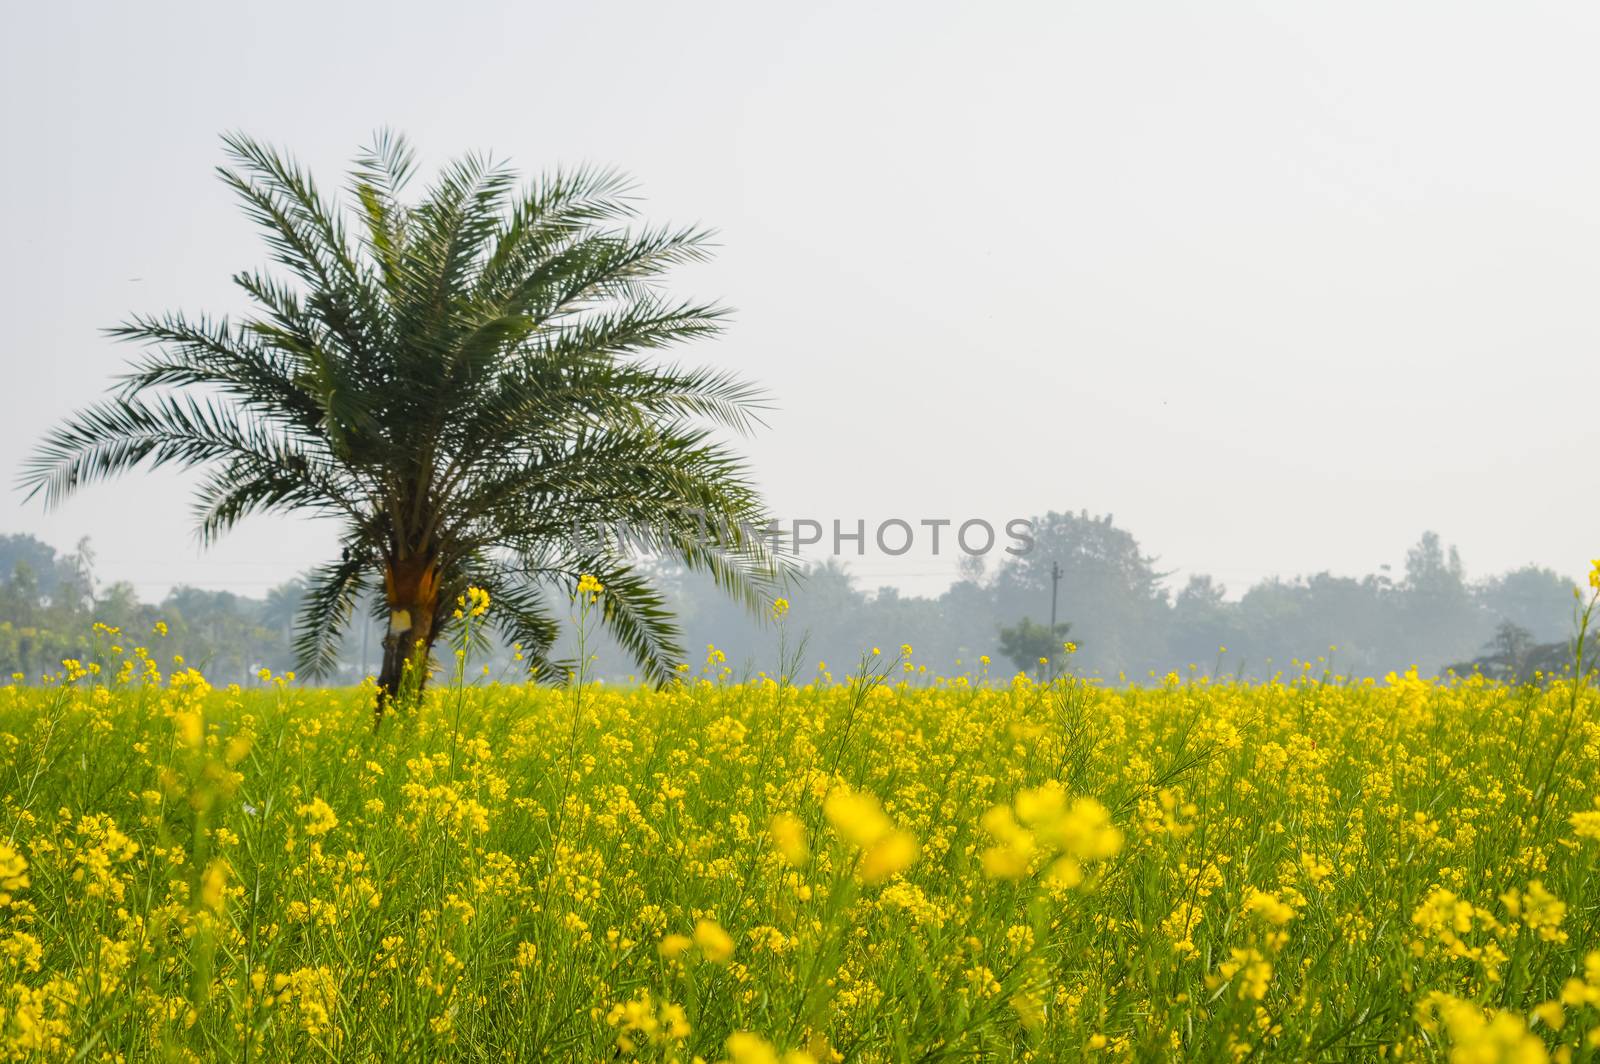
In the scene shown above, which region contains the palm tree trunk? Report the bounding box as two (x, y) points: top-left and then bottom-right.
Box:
(374, 558), (442, 727)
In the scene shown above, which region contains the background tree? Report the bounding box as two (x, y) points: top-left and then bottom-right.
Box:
(0, 535), (60, 602)
(0, 521), (1584, 686)
(22, 132), (782, 714)
(996, 617), (1074, 679)
(992, 511), (1166, 676)
(262, 578), (306, 644)
(1476, 565), (1577, 644)
(1167, 574), (1237, 669)
(1384, 531), (1485, 672)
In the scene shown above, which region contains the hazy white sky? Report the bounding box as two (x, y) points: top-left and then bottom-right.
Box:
(3, 1), (1597, 599)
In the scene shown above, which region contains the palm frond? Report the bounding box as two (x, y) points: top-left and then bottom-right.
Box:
(109, 310), (329, 436)
(580, 562), (684, 685)
(473, 166), (637, 303)
(220, 133), (364, 297)
(461, 562), (567, 682)
(293, 553), (371, 678)
(189, 457), (352, 546)
(20, 394), (344, 511)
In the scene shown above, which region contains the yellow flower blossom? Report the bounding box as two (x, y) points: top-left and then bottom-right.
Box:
(693, 919), (735, 963)
(1416, 991), (1548, 1064)
(297, 797), (339, 837)
(769, 813), (809, 867)
(824, 786), (918, 883)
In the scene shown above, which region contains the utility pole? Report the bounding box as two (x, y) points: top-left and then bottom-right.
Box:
(1049, 561), (1062, 679)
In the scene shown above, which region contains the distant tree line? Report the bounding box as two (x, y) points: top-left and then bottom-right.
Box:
(0, 512), (1585, 685)
(651, 513), (1583, 683)
(0, 534), (321, 684)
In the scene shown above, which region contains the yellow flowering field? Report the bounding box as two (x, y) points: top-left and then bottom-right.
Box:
(1, 628), (1599, 1062)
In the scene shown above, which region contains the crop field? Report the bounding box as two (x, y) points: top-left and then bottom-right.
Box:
(0, 611), (1598, 1062)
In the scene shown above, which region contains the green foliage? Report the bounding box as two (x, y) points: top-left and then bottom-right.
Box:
(996, 617), (1073, 677)
(22, 133), (783, 687)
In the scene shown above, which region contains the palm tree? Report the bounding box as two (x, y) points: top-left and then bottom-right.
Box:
(261, 576), (307, 644)
(22, 132), (783, 717)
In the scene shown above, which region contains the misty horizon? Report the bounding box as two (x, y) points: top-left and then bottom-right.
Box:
(5, 2), (1599, 608)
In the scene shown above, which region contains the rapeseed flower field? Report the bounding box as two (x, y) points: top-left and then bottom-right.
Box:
(1, 580), (1598, 1062)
